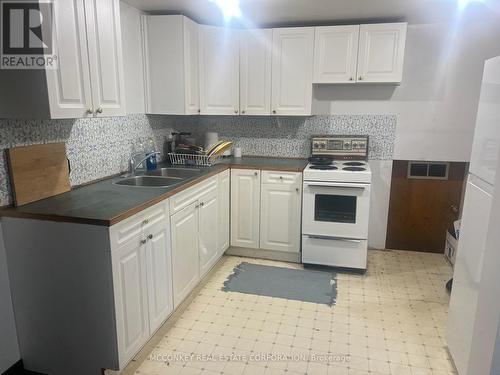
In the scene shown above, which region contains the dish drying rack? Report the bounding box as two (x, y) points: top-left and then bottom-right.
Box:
(168, 153), (222, 167)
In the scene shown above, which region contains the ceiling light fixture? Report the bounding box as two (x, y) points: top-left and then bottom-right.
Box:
(209, 0), (242, 21)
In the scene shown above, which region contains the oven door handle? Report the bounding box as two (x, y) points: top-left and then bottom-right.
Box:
(307, 235), (363, 243)
(304, 181), (368, 189)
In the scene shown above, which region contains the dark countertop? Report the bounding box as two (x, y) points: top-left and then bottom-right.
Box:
(0, 157), (307, 226)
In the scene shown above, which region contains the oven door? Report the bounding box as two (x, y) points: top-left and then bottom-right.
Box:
(302, 181), (371, 239)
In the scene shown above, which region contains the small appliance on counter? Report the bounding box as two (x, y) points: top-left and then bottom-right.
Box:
(302, 135), (372, 270)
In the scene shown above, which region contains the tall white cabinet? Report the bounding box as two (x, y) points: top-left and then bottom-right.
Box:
(143, 15), (200, 115)
(83, 0), (126, 117)
(239, 29), (273, 115)
(0, 0), (126, 119)
(271, 27), (315, 116)
(199, 25), (240, 115)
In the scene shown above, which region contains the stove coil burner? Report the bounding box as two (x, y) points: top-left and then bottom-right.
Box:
(308, 155), (334, 166)
(343, 161), (366, 167)
(343, 166), (366, 171)
(310, 165), (338, 170)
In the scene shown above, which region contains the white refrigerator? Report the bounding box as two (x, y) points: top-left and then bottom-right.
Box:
(447, 56), (500, 375)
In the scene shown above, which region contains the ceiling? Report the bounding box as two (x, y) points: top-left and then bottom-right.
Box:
(123, 0), (473, 27)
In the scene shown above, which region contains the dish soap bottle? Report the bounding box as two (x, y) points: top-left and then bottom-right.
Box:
(146, 137), (157, 171)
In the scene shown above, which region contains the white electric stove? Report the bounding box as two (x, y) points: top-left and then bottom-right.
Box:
(302, 136), (372, 270)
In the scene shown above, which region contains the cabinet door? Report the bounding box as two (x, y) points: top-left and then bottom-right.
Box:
(45, 0), (93, 118)
(84, 0), (126, 116)
(170, 202), (200, 308)
(356, 23), (407, 83)
(112, 236), (149, 368)
(199, 188), (219, 277)
(199, 25), (239, 115)
(313, 26), (359, 83)
(271, 27), (314, 116)
(218, 170), (230, 255)
(240, 29), (272, 115)
(231, 169), (261, 248)
(144, 219), (173, 335)
(260, 183), (302, 253)
(183, 17), (200, 115)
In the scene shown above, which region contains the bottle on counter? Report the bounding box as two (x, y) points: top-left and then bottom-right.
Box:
(146, 137), (157, 171)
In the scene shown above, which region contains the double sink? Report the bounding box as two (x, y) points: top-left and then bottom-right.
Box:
(114, 167), (203, 188)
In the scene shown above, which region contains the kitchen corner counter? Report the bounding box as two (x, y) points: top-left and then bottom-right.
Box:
(0, 157), (307, 226)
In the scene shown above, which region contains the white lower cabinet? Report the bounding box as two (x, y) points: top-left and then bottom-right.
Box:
(199, 188), (219, 277)
(171, 202), (200, 308)
(260, 181), (302, 252)
(231, 169), (261, 248)
(218, 170), (230, 255)
(112, 234), (150, 368)
(231, 169), (302, 254)
(145, 218), (174, 334)
(111, 200), (173, 368)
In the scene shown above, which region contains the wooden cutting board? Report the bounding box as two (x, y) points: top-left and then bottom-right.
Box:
(6, 143), (71, 206)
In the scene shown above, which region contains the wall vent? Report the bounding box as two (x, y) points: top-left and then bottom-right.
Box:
(407, 161), (449, 180)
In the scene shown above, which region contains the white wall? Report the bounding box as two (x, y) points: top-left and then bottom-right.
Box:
(120, 1), (146, 114)
(313, 4), (500, 162)
(0, 222), (20, 372)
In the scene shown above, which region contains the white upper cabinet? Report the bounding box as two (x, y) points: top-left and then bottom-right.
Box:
(199, 25), (240, 115)
(239, 29), (272, 115)
(45, 0), (93, 119)
(271, 27), (314, 116)
(313, 25), (360, 84)
(356, 22), (407, 83)
(143, 15), (199, 115)
(84, 0), (126, 117)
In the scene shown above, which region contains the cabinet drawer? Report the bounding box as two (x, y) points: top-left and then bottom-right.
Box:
(111, 200), (168, 249)
(261, 171), (302, 185)
(169, 175), (218, 215)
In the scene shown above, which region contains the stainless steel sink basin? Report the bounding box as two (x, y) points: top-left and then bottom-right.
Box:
(145, 167), (202, 178)
(114, 176), (183, 187)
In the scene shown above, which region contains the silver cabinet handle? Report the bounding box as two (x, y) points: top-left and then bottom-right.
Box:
(296, 187), (299, 193)
(96, 107), (103, 114)
(349, 77), (354, 81)
(147, 234), (153, 240)
(241, 110), (245, 114)
(195, 203), (200, 209)
(234, 110), (238, 114)
(272, 110), (276, 114)
(86, 107), (94, 114)
(140, 239), (147, 245)
(308, 234), (362, 243)
(142, 219), (149, 225)
(279, 176), (283, 180)
(254, 172), (258, 176)
(200, 202), (204, 207)
(358, 76), (363, 81)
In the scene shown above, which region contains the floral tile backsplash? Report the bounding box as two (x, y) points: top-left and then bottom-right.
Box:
(0, 114), (395, 206)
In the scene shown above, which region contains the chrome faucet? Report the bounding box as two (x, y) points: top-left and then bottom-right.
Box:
(126, 151), (161, 176)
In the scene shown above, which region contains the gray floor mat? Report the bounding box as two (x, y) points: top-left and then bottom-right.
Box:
(222, 262), (337, 306)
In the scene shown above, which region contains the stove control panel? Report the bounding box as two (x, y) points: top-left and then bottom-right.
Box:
(311, 135), (369, 159)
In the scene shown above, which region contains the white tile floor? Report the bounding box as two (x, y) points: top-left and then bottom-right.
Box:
(130, 249), (456, 375)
